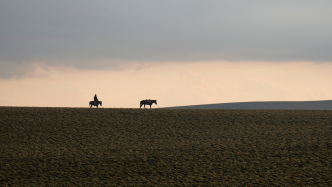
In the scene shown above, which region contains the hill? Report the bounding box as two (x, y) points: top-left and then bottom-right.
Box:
(164, 100), (332, 110)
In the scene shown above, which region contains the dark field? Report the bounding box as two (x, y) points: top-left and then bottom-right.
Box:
(1, 107), (332, 186)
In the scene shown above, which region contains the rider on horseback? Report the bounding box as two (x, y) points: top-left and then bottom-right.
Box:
(90, 94), (102, 108)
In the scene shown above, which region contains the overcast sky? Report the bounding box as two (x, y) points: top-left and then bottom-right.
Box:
(1, 1), (332, 107)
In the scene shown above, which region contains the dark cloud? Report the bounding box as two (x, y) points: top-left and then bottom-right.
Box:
(1, 0), (332, 78)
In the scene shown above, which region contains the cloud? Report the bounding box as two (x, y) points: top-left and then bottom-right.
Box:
(1, 61), (332, 107)
(1, 1), (332, 78)
(0, 59), (155, 79)
(179, 70), (204, 87)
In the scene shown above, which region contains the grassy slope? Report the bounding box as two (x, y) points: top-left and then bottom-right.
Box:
(1, 107), (332, 186)
(164, 100), (332, 110)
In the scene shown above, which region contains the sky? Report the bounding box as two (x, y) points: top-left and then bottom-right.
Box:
(1, 0), (332, 108)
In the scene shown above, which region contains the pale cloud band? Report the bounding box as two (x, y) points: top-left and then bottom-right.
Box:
(0, 61), (331, 108)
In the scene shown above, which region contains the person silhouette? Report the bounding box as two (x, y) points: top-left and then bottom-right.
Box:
(94, 94), (98, 102)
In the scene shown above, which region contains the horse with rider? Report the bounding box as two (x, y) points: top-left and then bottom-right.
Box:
(89, 94), (102, 108)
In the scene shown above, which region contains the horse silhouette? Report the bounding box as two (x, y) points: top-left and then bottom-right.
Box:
(89, 101), (102, 108)
(140, 99), (157, 109)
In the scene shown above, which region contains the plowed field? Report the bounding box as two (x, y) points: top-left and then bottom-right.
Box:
(1, 107), (332, 186)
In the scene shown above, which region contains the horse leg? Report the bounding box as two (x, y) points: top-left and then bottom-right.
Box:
(150, 104), (151, 109)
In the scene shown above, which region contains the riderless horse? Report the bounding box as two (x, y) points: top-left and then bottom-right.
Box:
(89, 101), (102, 108)
(140, 99), (157, 109)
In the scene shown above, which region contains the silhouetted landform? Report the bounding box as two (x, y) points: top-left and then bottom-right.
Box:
(165, 100), (332, 110)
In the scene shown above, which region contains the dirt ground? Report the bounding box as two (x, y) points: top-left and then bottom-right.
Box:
(1, 107), (331, 186)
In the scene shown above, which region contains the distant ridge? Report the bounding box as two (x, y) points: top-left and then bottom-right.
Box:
(164, 100), (332, 110)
